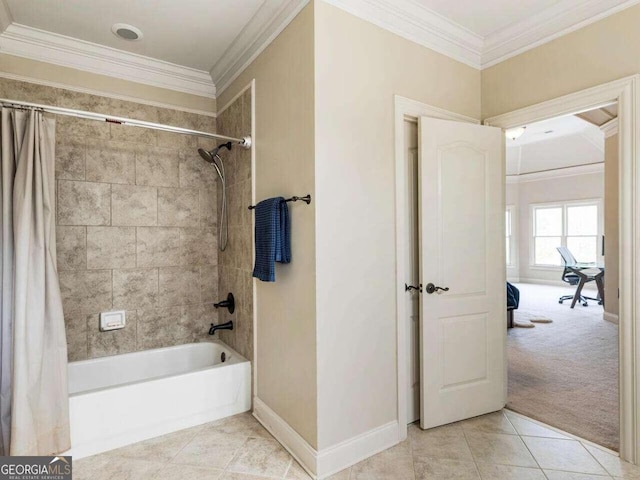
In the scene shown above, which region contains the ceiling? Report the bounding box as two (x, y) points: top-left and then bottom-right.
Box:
(417, 0), (563, 37)
(576, 104), (618, 127)
(5, 0), (264, 71)
(0, 0), (636, 97)
(506, 108), (614, 176)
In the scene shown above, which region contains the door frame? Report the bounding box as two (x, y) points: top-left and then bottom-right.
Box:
(395, 74), (640, 462)
(484, 74), (640, 463)
(394, 95), (480, 441)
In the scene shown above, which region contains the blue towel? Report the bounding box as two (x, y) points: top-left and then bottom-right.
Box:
(253, 197), (291, 282)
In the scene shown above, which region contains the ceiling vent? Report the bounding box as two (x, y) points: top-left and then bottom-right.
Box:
(111, 23), (143, 41)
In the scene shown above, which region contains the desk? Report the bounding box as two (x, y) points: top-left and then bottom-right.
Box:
(567, 263), (604, 309)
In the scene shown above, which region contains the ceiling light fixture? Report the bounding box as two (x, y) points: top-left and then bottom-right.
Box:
(505, 126), (526, 140)
(111, 23), (143, 41)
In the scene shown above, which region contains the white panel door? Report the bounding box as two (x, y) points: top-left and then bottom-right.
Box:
(418, 117), (505, 429)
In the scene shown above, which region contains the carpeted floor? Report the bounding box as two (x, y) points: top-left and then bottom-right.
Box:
(507, 283), (619, 451)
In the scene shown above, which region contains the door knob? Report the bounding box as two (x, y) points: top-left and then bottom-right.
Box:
(405, 283), (422, 293)
(425, 283), (449, 294)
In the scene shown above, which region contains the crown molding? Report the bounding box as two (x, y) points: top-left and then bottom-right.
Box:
(322, 0), (483, 69)
(482, 0), (640, 68)
(601, 117), (619, 137)
(0, 23), (216, 98)
(211, 0), (311, 96)
(319, 0), (639, 71)
(0, 0), (11, 32)
(506, 162), (604, 183)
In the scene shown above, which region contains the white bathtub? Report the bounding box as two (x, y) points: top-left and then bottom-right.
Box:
(64, 341), (251, 459)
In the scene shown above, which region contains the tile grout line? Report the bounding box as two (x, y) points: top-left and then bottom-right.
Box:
(281, 457), (293, 479)
(459, 423), (485, 479)
(165, 427), (204, 464)
(507, 410), (617, 477)
(572, 444), (617, 478)
(502, 412), (550, 479)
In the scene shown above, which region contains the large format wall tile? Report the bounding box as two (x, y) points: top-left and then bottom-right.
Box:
(216, 89), (253, 362)
(200, 187), (217, 228)
(136, 147), (180, 187)
(64, 312), (88, 362)
(181, 228), (217, 265)
(137, 306), (188, 350)
(179, 154), (218, 189)
(56, 139), (86, 181)
(56, 226), (86, 271)
(183, 303), (216, 343)
(86, 141), (136, 184)
(158, 188), (199, 227)
(4, 76), (218, 360)
(87, 226), (136, 269)
(136, 227), (180, 267)
(111, 184), (157, 226)
(58, 180), (111, 226)
(113, 268), (158, 310)
(158, 267), (200, 307)
(87, 311), (137, 358)
(111, 122), (157, 146)
(200, 265), (219, 304)
(56, 115), (110, 140)
(59, 269), (112, 313)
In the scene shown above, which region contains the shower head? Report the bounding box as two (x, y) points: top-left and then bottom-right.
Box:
(198, 142), (233, 163)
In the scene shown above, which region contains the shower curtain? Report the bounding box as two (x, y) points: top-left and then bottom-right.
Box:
(0, 107), (70, 455)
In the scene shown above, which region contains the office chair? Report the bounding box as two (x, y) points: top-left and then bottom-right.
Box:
(557, 246), (601, 307)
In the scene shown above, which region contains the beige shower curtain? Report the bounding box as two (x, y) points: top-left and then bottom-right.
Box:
(0, 107), (70, 455)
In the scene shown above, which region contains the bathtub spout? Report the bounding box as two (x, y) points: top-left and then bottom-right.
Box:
(209, 320), (233, 335)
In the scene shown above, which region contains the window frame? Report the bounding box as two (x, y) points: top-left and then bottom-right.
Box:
(506, 205), (517, 268)
(530, 198), (603, 268)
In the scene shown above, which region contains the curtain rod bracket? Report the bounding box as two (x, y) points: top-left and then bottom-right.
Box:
(240, 136), (252, 149)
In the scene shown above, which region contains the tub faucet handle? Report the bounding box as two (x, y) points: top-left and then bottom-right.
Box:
(213, 292), (235, 314)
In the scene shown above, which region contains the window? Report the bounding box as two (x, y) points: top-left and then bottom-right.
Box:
(532, 201), (601, 266)
(566, 205), (598, 264)
(506, 206), (515, 266)
(533, 206), (563, 266)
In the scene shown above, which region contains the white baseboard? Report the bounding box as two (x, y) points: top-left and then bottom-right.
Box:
(253, 397), (399, 479)
(253, 397), (318, 477)
(603, 311), (619, 324)
(316, 419), (398, 479)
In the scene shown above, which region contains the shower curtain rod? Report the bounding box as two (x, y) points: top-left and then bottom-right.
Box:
(0, 98), (252, 148)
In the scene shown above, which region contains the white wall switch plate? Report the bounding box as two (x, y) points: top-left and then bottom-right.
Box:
(100, 310), (126, 331)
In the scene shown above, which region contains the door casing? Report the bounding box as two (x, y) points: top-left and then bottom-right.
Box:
(394, 95), (482, 442)
(394, 74), (640, 464)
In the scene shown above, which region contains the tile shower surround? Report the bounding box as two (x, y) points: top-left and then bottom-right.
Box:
(0, 77), (228, 361)
(215, 89), (254, 364)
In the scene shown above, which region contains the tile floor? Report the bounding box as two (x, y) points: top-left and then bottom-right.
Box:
(74, 409), (640, 479)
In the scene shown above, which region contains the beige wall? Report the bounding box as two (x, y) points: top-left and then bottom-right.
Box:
(314, 1), (480, 449)
(0, 76), (220, 360)
(481, 4), (640, 119)
(604, 134), (620, 317)
(218, 3), (318, 448)
(0, 53), (216, 114)
(506, 173), (605, 285)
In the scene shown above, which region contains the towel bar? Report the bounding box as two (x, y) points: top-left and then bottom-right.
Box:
(249, 194), (311, 210)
